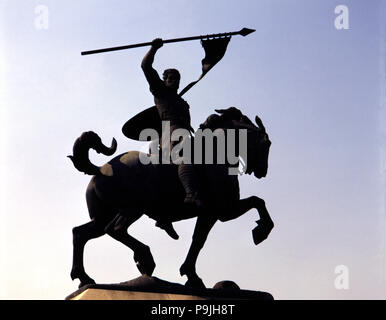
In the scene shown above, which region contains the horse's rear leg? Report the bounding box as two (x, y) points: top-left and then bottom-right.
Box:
(106, 212), (155, 276)
(71, 220), (105, 288)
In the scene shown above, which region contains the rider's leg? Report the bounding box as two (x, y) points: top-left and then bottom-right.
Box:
(178, 163), (205, 209)
(148, 126), (180, 239)
(154, 125), (205, 239)
(172, 128), (205, 210)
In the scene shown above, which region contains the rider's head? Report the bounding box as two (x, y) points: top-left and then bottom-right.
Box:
(163, 69), (180, 91)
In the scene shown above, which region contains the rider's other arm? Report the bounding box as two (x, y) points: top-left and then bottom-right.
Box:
(141, 38), (164, 88)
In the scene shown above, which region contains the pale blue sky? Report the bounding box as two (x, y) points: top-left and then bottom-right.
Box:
(0, 0), (385, 299)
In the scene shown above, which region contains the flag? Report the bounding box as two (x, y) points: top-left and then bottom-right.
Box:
(179, 36), (231, 96)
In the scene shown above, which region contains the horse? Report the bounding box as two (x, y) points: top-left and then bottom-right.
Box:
(68, 107), (274, 289)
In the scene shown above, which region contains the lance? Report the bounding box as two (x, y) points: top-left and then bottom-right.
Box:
(81, 27), (255, 56)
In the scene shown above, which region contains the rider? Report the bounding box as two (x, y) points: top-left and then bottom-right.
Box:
(141, 38), (205, 239)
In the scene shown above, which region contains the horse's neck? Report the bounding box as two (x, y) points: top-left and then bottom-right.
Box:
(194, 129), (242, 169)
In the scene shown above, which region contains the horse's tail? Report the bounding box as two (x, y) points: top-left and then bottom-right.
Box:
(68, 131), (117, 175)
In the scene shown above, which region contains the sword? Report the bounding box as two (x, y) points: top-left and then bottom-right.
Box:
(81, 27), (255, 56)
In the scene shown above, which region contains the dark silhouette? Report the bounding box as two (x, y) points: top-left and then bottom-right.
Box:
(68, 107), (273, 289)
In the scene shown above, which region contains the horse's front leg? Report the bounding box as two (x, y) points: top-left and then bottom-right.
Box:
(238, 196), (274, 245)
(180, 216), (217, 289)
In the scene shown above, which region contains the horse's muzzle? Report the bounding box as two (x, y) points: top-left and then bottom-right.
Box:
(254, 171), (266, 179)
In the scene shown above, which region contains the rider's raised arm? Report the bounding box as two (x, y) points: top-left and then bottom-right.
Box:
(141, 38), (164, 90)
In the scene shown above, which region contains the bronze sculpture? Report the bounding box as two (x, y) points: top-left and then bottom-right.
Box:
(69, 107), (273, 289)
(69, 29), (273, 290)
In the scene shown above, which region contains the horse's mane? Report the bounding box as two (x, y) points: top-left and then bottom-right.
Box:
(199, 107), (256, 131)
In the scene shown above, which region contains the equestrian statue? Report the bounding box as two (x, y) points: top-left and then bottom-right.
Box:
(69, 30), (274, 289)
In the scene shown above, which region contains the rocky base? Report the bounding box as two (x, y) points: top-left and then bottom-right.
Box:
(66, 275), (274, 300)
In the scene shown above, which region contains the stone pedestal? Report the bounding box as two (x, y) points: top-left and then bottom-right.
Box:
(66, 275), (273, 300)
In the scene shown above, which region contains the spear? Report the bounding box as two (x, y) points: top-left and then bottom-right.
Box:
(81, 27), (255, 56)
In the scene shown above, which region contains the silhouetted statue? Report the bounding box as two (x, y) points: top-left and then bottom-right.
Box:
(68, 107), (274, 289)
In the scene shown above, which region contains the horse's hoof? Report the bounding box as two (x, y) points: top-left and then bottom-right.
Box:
(185, 277), (206, 290)
(71, 269), (96, 288)
(78, 278), (96, 289)
(252, 218), (274, 245)
(179, 263), (191, 276)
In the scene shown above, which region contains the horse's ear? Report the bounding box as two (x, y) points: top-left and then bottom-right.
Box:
(255, 115), (266, 132)
(215, 109), (226, 114)
(216, 107), (243, 120)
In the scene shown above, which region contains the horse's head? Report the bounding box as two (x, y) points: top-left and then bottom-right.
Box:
(241, 115), (271, 179)
(211, 107), (271, 178)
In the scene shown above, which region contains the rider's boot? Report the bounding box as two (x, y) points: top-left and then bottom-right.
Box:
(178, 164), (205, 210)
(155, 220), (179, 240)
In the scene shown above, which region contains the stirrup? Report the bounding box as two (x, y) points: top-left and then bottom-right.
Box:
(155, 221), (179, 240)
